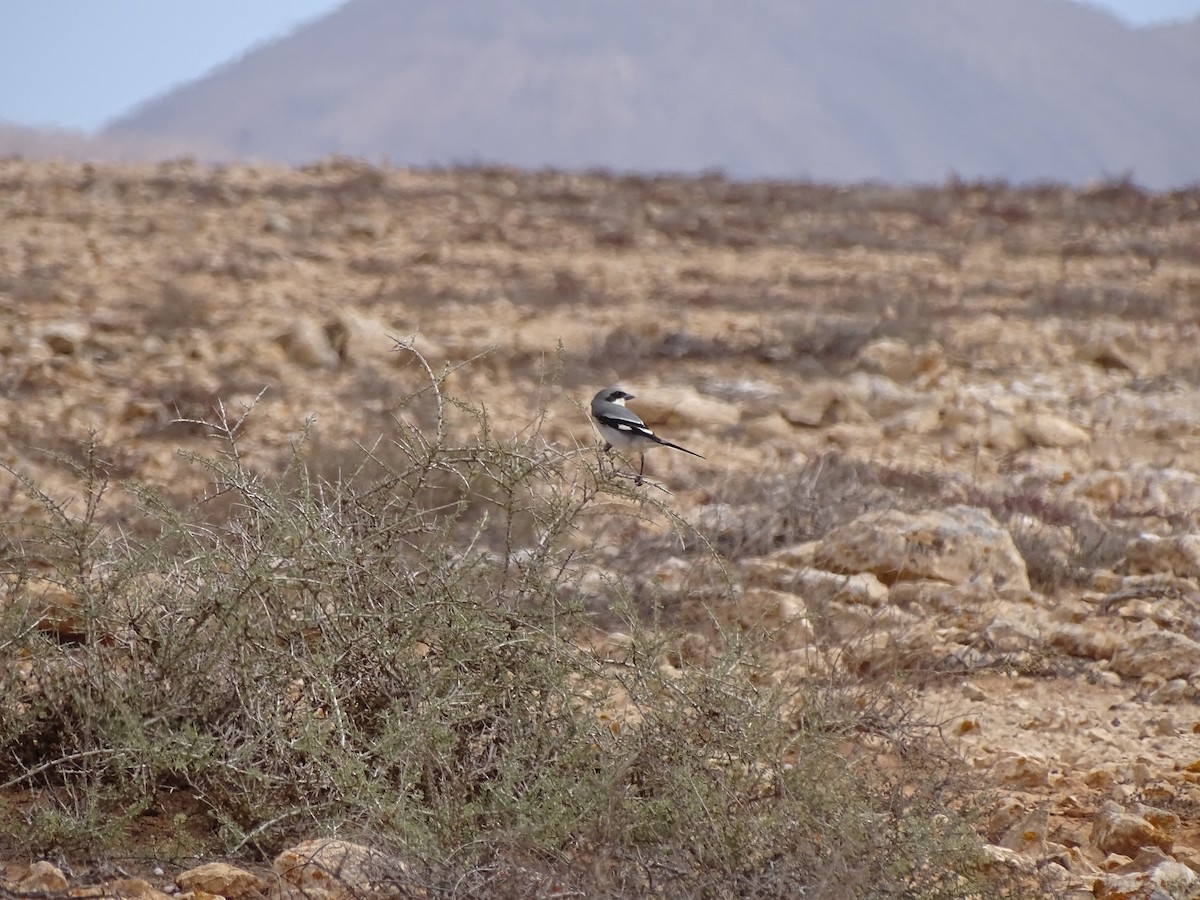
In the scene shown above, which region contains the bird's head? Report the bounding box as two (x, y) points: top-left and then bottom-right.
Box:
(598, 387), (635, 406)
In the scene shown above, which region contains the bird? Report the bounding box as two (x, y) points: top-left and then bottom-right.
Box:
(590, 386), (704, 482)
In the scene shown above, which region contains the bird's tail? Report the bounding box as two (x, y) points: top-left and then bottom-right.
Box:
(654, 436), (705, 459)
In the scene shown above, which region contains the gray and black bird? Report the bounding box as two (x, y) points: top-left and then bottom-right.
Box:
(590, 386), (704, 480)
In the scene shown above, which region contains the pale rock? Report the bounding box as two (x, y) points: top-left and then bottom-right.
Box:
(109, 879), (174, 900)
(323, 310), (396, 365)
(887, 579), (963, 610)
(176, 863), (266, 899)
(10, 576), (86, 642)
(734, 588), (814, 649)
(1082, 333), (1146, 374)
(765, 541), (821, 569)
(961, 414), (1028, 453)
(993, 751), (1050, 788)
(981, 615), (1040, 653)
(1090, 871), (1150, 898)
(1125, 533), (1200, 579)
(39, 320), (90, 355)
(668, 631), (712, 667)
(277, 318), (342, 369)
(1091, 800), (1175, 856)
(1048, 623), (1119, 661)
(1080, 471), (1131, 504)
(1149, 860), (1199, 897)
(272, 838), (415, 900)
(739, 557), (798, 590)
(1096, 843), (1135, 869)
(17, 861), (68, 893)
(1148, 681), (1190, 705)
(962, 681), (989, 701)
(855, 338), (946, 383)
(986, 796), (1027, 840)
(825, 421), (885, 448)
(1024, 413), (1091, 449)
(632, 386), (739, 430)
(792, 567), (890, 607)
(881, 403), (942, 436)
(999, 806), (1049, 853)
(777, 382), (852, 427)
(814, 505), (1030, 591)
(979, 843), (1035, 873)
(843, 371), (920, 419)
(741, 411), (795, 441)
(1110, 628), (1200, 681)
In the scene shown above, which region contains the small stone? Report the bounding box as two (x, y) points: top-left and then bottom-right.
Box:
(17, 861), (68, 893)
(962, 681), (988, 701)
(734, 588), (814, 650)
(1149, 680), (1189, 705)
(1125, 532), (1200, 578)
(277, 317), (342, 369)
(993, 752), (1050, 788)
(1024, 413), (1090, 449)
(1149, 860), (1198, 895)
(999, 807), (1048, 853)
(1090, 800), (1174, 856)
(176, 862), (266, 899)
(40, 320), (91, 355)
(110, 878), (173, 900)
(274, 838), (413, 900)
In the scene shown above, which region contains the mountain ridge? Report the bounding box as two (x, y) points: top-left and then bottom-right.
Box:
(28, 0), (1200, 186)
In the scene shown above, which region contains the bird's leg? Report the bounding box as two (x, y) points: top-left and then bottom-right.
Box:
(636, 453), (646, 486)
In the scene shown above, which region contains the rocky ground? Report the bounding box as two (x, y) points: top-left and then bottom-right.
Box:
(2, 157), (1200, 898)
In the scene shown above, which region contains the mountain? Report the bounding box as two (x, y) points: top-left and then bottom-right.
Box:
(100, 0), (1200, 187)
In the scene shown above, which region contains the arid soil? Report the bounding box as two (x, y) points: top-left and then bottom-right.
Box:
(2, 157), (1200, 897)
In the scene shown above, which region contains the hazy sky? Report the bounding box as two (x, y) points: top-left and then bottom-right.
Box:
(2, 0), (1198, 132)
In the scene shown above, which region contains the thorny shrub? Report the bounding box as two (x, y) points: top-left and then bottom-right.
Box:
(0, 349), (1030, 898)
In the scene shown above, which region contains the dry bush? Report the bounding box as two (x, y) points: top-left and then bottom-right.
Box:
(0, 354), (1027, 898)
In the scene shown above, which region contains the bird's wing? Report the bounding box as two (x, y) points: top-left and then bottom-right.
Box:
(593, 404), (656, 438)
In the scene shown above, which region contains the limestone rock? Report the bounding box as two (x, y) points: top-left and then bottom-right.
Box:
(793, 567), (890, 607)
(277, 318), (342, 369)
(39, 320), (91, 355)
(1125, 533), (1200, 579)
(998, 806), (1049, 854)
(176, 863), (267, 899)
(777, 382), (854, 427)
(630, 387), (739, 430)
(1091, 800), (1175, 857)
(813, 505), (1030, 591)
(108, 879), (174, 900)
(1110, 628), (1200, 681)
(855, 338), (946, 383)
(273, 839), (416, 900)
(993, 752), (1050, 789)
(734, 588), (814, 649)
(14, 577), (86, 642)
(1148, 860), (1199, 897)
(1048, 623), (1119, 661)
(1024, 413), (1091, 449)
(17, 861), (68, 893)
(323, 311), (396, 366)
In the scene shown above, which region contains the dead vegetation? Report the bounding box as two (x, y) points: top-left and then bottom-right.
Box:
(1, 158), (1199, 896)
